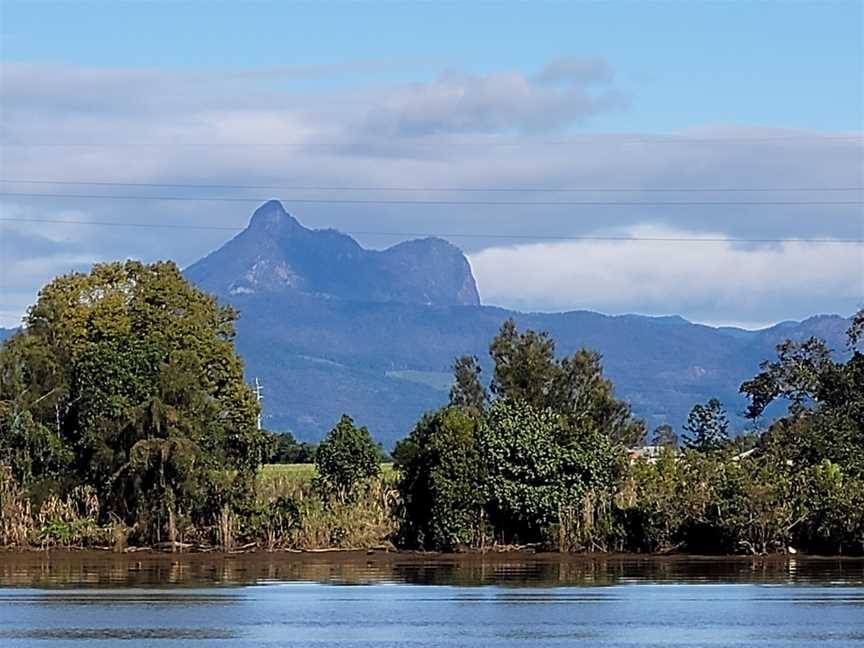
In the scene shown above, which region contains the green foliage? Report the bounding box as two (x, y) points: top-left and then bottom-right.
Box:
(651, 424), (678, 448)
(449, 355), (487, 410)
(269, 431), (317, 463)
(620, 451), (864, 556)
(848, 310), (864, 350)
(315, 415), (380, 502)
(742, 309), (864, 477)
(398, 407), (486, 549)
(795, 460), (864, 554)
(682, 399), (730, 452)
(483, 400), (616, 544)
(489, 320), (559, 406)
(740, 337), (833, 419)
(478, 319), (644, 445)
(0, 261), (270, 543)
(551, 349), (645, 447)
(398, 399), (618, 550)
(241, 495), (301, 549)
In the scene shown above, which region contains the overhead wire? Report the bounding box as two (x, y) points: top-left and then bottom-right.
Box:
(1, 178), (862, 193)
(0, 191), (861, 207)
(1, 217), (861, 244)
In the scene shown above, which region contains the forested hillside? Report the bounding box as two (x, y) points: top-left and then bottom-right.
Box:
(182, 202), (851, 445)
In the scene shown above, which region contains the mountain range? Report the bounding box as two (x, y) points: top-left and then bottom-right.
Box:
(1, 202), (851, 448)
(183, 201), (852, 448)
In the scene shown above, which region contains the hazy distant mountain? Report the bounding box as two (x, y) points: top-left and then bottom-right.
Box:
(186, 200), (480, 307)
(180, 202), (853, 448)
(0, 328), (16, 343)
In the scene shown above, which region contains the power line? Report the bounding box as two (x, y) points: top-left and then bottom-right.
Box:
(1, 191), (861, 207)
(2, 217), (861, 244)
(2, 178), (862, 194)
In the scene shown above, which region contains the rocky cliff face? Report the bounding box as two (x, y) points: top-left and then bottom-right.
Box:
(185, 200), (481, 307)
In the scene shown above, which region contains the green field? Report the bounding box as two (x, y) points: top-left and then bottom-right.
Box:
(261, 463), (394, 482)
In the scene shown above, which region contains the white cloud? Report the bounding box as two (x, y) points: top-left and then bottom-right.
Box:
(469, 225), (864, 324)
(0, 59), (861, 327)
(358, 57), (625, 136)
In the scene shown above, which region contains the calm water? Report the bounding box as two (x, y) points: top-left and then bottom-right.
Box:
(0, 553), (862, 647)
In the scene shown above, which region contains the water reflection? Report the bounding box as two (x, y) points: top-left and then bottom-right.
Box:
(1, 555), (862, 647)
(0, 551), (861, 588)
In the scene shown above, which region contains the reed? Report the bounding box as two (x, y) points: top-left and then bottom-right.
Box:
(0, 465), (33, 547)
(257, 464), (399, 550)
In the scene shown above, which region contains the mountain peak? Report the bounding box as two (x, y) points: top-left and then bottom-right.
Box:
(248, 199), (302, 233)
(185, 202), (480, 306)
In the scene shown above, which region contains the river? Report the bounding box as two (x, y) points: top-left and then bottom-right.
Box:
(0, 553), (862, 646)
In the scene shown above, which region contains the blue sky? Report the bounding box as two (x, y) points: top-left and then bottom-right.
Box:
(3, 1), (861, 131)
(0, 0), (862, 327)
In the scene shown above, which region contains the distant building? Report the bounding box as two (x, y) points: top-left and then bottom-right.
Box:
(627, 445), (666, 464)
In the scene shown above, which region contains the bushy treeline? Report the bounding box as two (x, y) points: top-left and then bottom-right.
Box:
(0, 262), (275, 547)
(394, 313), (864, 555)
(0, 262), (386, 549)
(1, 263), (862, 555)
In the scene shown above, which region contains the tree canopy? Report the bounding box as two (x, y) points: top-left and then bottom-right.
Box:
(682, 399), (730, 452)
(740, 311), (864, 477)
(314, 414), (380, 502)
(0, 261), (270, 541)
(450, 319), (644, 446)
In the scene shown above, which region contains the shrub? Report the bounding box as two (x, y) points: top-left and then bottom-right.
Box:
(315, 415), (380, 502)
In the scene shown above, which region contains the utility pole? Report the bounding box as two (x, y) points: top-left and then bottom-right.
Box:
(254, 377), (263, 430)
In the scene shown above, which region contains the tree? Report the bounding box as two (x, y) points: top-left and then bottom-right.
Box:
(269, 431), (317, 463)
(848, 309), (864, 350)
(449, 355), (487, 410)
(740, 337), (833, 419)
(682, 399), (730, 452)
(0, 261), (270, 541)
(652, 424), (678, 449)
(482, 399), (616, 545)
(397, 407), (486, 549)
(314, 415), (380, 502)
(743, 309), (864, 476)
(483, 319), (643, 445)
(397, 399), (618, 550)
(489, 319), (558, 407)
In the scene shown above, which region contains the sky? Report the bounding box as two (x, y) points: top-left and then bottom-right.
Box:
(0, 0), (862, 328)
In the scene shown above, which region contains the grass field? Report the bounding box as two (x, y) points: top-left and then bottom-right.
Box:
(261, 463), (394, 483)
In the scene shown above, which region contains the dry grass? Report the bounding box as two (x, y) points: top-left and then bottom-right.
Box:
(0, 462), (401, 551)
(257, 464), (400, 550)
(260, 463), (394, 483)
(0, 465), (33, 547)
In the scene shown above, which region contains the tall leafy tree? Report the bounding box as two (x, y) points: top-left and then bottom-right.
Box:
(482, 399), (616, 544)
(449, 355), (487, 410)
(847, 309), (864, 350)
(314, 414), (380, 502)
(485, 319), (643, 444)
(397, 407), (486, 549)
(741, 309), (864, 476)
(740, 337), (834, 419)
(489, 319), (558, 406)
(551, 349), (645, 446)
(652, 424), (678, 449)
(0, 261), (269, 539)
(682, 399), (730, 452)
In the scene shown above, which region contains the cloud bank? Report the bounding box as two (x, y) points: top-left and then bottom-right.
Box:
(469, 225), (864, 327)
(0, 58), (861, 327)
